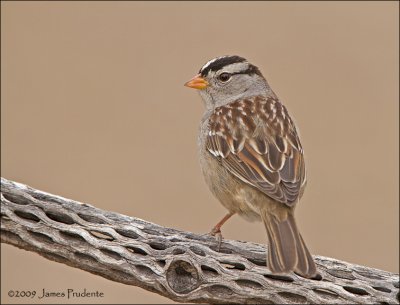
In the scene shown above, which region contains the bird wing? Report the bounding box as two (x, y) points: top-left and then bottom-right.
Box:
(206, 96), (306, 206)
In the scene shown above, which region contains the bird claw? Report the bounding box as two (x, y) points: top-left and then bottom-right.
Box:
(210, 228), (223, 252)
(200, 228), (224, 251)
(202, 212), (234, 252)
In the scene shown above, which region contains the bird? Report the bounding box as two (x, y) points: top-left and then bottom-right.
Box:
(184, 55), (318, 278)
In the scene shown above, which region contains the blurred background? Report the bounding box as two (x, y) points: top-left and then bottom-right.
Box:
(1, 1), (398, 304)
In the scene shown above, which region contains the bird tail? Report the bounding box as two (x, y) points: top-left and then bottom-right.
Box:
(260, 208), (317, 278)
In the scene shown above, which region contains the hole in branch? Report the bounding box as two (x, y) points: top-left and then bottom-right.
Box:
(172, 248), (185, 255)
(28, 231), (53, 243)
(247, 257), (266, 267)
(264, 273), (294, 282)
(14, 210), (40, 223)
(166, 259), (199, 294)
(45, 211), (74, 225)
(60, 231), (87, 243)
(189, 246), (206, 257)
(149, 242), (167, 250)
(235, 279), (263, 289)
(126, 246), (148, 256)
(201, 265), (219, 277)
(3, 193), (31, 205)
(220, 261), (246, 271)
(89, 230), (114, 241)
(135, 265), (156, 278)
(372, 286), (391, 293)
(115, 228), (139, 239)
(209, 245), (232, 254)
(157, 260), (166, 268)
(343, 286), (369, 296)
(312, 273), (323, 281)
(100, 249), (123, 261)
(313, 288), (339, 299)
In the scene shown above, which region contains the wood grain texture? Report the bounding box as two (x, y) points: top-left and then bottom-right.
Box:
(1, 177), (398, 304)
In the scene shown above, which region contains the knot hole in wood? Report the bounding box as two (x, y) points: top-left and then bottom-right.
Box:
(166, 259), (200, 294)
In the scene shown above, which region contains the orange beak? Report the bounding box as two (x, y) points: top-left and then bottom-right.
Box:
(184, 74), (209, 90)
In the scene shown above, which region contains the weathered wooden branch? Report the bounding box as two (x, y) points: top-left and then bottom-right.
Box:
(1, 177), (398, 304)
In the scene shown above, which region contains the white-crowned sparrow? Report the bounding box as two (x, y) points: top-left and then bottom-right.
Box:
(184, 55), (318, 278)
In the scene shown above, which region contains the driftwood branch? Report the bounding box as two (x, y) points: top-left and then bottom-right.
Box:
(1, 177), (398, 304)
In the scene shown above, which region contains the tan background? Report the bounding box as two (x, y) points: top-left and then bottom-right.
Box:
(1, 1), (398, 304)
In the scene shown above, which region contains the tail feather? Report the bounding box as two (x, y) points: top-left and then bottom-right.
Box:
(261, 209), (317, 278)
(264, 213), (297, 273)
(295, 233), (317, 277)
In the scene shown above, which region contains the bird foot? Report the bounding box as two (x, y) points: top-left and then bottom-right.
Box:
(200, 227), (224, 251)
(210, 227), (223, 252)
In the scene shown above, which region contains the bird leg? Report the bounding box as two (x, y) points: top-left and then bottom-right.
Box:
(209, 212), (235, 251)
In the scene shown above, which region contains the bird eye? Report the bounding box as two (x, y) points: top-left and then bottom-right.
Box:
(218, 72), (231, 82)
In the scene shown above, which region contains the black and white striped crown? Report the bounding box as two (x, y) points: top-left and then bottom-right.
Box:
(199, 55), (262, 77)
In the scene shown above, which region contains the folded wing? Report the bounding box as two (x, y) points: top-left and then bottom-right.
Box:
(206, 96), (306, 206)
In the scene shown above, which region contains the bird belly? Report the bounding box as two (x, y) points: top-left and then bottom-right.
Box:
(200, 151), (262, 222)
